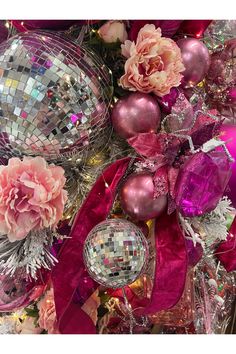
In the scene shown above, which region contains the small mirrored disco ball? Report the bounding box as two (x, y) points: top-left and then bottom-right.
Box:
(83, 219), (149, 289)
(0, 31), (112, 163)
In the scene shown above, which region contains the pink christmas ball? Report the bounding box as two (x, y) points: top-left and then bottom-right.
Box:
(120, 173), (167, 221)
(177, 38), (210, 88)
(0, 269), (49, 312)
(206, 41), (236, 122)
(220, 124), (236, 207)
(111, 93), (161, 139)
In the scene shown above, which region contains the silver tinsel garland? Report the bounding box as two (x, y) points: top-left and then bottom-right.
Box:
(0, 229), (57, 279)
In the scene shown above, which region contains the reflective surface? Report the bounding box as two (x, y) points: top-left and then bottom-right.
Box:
(83, 219), (149, 289)
(0, 31), (112, 163)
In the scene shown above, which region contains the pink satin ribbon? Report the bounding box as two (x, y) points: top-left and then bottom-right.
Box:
(52, 157), (188, 333)
(215, 216), (236, 272)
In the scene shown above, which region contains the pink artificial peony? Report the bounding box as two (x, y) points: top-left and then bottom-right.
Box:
(120, 24), (185, 97)
(0, 156), (67, 242)
(37, 288), (59, 334)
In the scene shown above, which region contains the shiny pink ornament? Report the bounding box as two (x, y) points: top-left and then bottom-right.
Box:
(177, 38), (211, 88)
(178, 20), (212, 38)
(206, 39), (236, 122)
(0, 270), (49, 312)
(111, 93), (161, 139)
(226, 87), (236, 104)
(220, 125), (236, 207)
(120, 173), (167, 221)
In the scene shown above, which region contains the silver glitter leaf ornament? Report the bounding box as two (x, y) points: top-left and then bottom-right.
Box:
(83, 219), (149, 289)
(0, 31), (112, 163)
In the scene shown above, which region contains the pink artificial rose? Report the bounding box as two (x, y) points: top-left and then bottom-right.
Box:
(37, 288), (59, 334)
(120, 24), (185, 97)
(0, 156), (67, 242)
(81, 289), (101, 325)
(98, 20), (128, 43)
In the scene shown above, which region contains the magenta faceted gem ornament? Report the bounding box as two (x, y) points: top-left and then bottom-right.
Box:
(175, 151), (231, 217)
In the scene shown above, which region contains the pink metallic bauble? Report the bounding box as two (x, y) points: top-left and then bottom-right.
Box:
(120, 173), (167, 221)
(111, 93), (161, 139)
(177, 38), (210, 88)
(178, 20), (212, 38)
(0, 270), (49, 312)
(226, 87), (236, 104)
(220, 125), (236, 207)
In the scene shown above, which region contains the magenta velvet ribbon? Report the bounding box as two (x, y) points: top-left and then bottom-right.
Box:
(52, 157), (188, 333)
(215, 216), (236, 272)
(51, 157), (131, 334)
(141, 211), (188, 314)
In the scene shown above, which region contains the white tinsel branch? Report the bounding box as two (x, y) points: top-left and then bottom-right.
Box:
(179, 197), (235, 247)
(0, 229), (58, 279)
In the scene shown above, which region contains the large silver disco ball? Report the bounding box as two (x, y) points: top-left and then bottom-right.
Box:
(0, 31), (112, 163)
(83, 218), (149, 289)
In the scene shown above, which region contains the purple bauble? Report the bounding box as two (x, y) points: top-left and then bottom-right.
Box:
(177, 38), (210, 88)
(120, 173), (167, 221)
(111, 93), (161, 139)
(175, 151), (231, 217)
(220, 125), (236, 207)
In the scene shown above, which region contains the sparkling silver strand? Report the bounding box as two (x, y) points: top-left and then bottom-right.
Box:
(0, 229), (57, 279)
